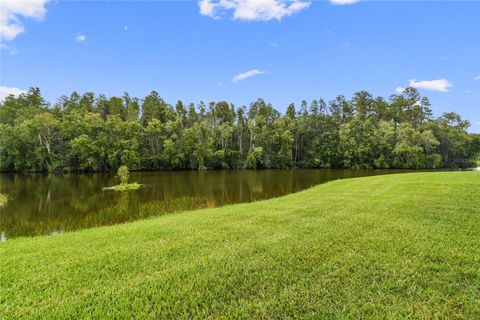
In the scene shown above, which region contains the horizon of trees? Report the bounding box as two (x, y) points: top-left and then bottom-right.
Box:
(0, 87), (479, 173)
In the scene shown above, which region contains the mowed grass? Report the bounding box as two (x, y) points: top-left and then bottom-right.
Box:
(1, 172), (479, 319)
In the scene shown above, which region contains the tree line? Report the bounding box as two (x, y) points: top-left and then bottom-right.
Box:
(0, 87), (478, 172)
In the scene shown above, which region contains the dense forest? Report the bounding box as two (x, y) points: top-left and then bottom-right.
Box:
(0, 87), (478, 172)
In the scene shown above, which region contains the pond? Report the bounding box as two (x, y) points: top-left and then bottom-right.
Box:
(1, 169), (420, 239)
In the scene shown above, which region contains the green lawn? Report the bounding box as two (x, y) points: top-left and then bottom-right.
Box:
(1, 172), (479, 319)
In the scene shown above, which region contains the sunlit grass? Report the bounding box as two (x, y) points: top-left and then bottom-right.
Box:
(1, 172), (479, 319)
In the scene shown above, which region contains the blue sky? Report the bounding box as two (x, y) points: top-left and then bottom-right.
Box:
(1, 0), (479, 131)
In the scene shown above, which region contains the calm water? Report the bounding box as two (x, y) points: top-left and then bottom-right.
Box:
(1, 169), (418, 239)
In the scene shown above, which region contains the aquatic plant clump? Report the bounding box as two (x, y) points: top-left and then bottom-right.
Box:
(103, 166), (141, 191)
(102, 182), (141, 192)
(117, 165), (130, 185)
(0, 193), (8, 206)
(0, 196), (214, 239)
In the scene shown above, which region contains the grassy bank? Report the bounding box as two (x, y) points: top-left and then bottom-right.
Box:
(1, 172), (479, 319)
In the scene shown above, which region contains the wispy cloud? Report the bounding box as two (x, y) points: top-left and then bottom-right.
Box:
(0, 43), (17, 54)
(394, 86), (405, 94)
(124, 25), (128, 31)
(75, 34), (87, 42)
(408, 79), (453, 92)
(330, 0), (360, 5)
(0, 86), (25, 100)
(475, 74), (480, 80)
(395, 79), (453, 93)
(199, 0), (311, 21)
(0, 0), (50, 41)
(232, 69), (266, 83)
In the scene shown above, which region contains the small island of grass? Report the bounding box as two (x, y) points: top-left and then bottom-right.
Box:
(102, 166), (141, 191)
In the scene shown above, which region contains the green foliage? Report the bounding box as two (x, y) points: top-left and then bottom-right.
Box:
(116, 165), (129, 185)
(1, 87), (478, 172)
(0, 193), (8, 205)
(1, 172), (480, 318)
(244, 146), (263, 169)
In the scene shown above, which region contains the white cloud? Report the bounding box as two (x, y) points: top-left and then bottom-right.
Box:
(270, 42), (278, 47)
(0, 86), (25, 100)
(199, 0), (311, 21)
(124, 25), (128, 31)
(0, 0), (50, 41)
(475, 74), (480, 80)
(199, 0), (218, 17)
(408, 79), (453, 92)
(0, 43), (17, 54)
(232, 69), (266, 82)
(394, 86), (405, 94)
(330, 0), (359, 5)
(408, 100), (423, 107)
(75, 34), (87, 42)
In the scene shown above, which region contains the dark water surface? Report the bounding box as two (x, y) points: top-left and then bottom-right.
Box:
(1, 169), (420, 239)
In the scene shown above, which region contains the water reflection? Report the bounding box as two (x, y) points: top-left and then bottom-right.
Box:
(1, 169), (422, 239)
